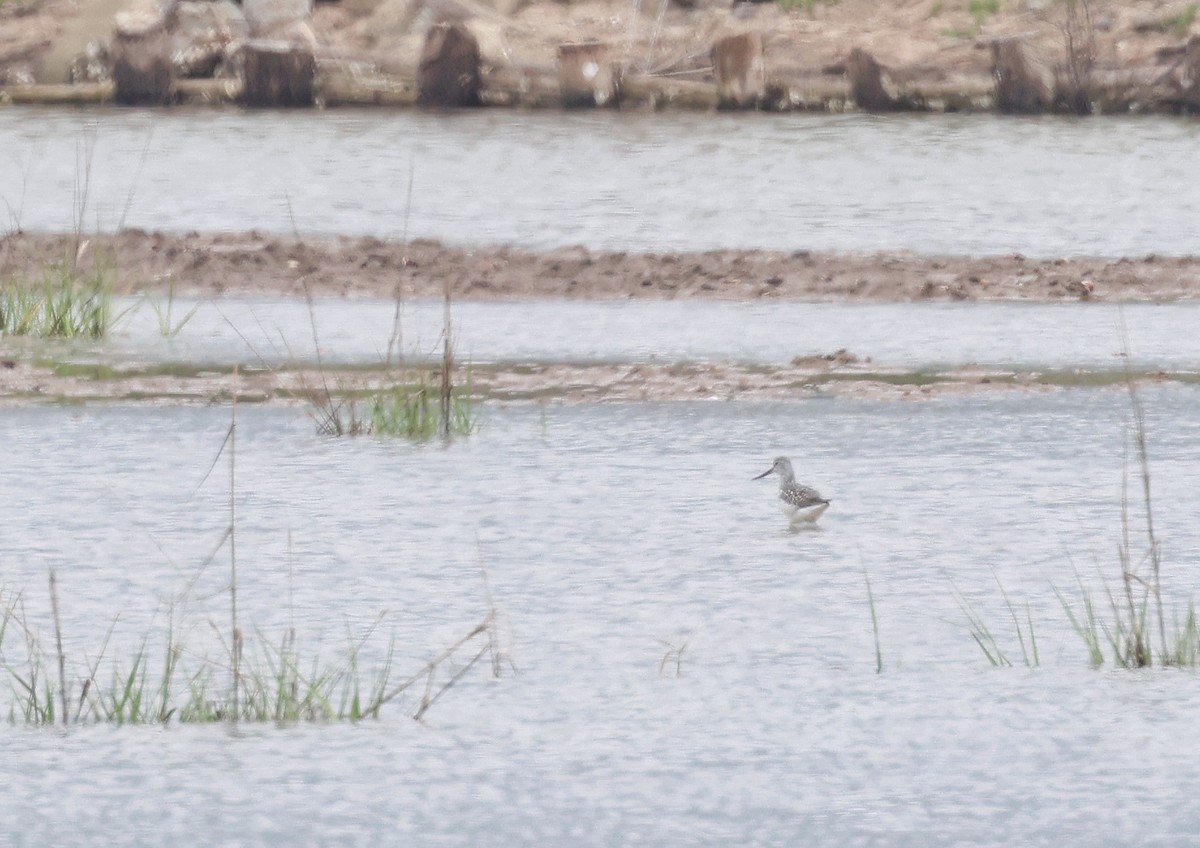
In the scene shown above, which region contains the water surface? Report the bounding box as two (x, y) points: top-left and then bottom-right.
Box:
(39, 296), (1200, 372)
(3, 109), (1197, 256)
(4, 393), (1200, 845)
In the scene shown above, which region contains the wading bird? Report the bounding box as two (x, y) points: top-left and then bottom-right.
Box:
(753, 456), (830, 526)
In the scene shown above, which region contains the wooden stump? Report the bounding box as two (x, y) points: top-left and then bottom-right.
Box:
(991, 38), (1053, 114)
(1175, 36), (1200, 110)
(712, 32), (764, 109)
(845, 47), (894, 112)
(418, 23), (481, 108)
(241, 40), (315, 106)
(557, 42), (618, 108)
(112, 12), (173, 105)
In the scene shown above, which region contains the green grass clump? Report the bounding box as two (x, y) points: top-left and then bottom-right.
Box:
(968, 0), (999, 29)
(1141, 2), (1198, 36)
(1176, 2), (1199, 35)
(367, 377), (479, 439)
(0, 258), (114, 339)
(777, 0), (839, 14)
(0, 589), (499, 726)
(308, 376), (479, 440)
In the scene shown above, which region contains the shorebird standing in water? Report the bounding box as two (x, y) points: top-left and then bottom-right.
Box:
(753, 457), (830, 526)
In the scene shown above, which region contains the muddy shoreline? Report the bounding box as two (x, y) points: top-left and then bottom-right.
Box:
(4, 230), (1200, 302)
(4, 229), (1196, 404)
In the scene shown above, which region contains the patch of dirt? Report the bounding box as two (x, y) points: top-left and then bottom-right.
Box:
(3, 230), (1198, 302)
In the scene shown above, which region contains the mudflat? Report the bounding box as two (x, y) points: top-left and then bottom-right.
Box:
(4, 229), (1199, 302)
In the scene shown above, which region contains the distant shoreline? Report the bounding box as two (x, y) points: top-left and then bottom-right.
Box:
(5, 0), (1200, 115)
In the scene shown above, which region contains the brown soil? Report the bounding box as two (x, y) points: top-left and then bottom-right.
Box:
(3, 229), (1199, 302)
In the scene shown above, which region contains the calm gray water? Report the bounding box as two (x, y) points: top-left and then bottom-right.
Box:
(2, 109), (1199, 256)
(49, 296), (1200, 371)
(4, 105), (1200, 847)
(4, 393), (1200, 845)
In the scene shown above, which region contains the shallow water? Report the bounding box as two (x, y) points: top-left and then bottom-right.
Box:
(4, 392), (1200, 845)
(4, 105), (1200, 847)
(45, 296), (1200, 372)
(3, 109), (1199, 256)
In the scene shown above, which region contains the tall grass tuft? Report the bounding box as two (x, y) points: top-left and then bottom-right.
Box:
(0, 254), (115, 339)
(144, 278), (201, 338)
(954, 572), (1039, 668)
(1054, 332), (1198, 669)
(300, 275), (479, 440)
(864, 570), (883, 673)
(367, 372), (479, 439)
(0, 581), (499, 726)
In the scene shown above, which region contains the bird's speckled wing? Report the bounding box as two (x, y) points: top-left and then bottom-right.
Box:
(780, 484), (828, 509)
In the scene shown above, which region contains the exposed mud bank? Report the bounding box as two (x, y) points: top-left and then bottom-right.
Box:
(4, 230), (1200, 302)
(0, 356), (1186, 405)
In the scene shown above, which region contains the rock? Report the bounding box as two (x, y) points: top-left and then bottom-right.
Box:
(68, 39), (113, 84)
(111, 12), (174, 105)
(557, 41), (618, 108)
(0, 64), (37, 87)
(167, 0), (250, 78)
(351, 0), (420, 46)
(241, 39), (315, 106)
(417, 22), (481, 107)
(712, 31), (765, 109)
(242, 0), (313, 37)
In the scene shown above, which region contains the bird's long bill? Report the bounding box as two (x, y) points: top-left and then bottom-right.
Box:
(752, 467), (774, 480)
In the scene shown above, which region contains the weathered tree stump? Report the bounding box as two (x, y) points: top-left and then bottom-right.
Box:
(845, 47), (895, 111)
(557, 42), (618, 108)
(990, 38), (1053, 114)
(241, 39), (315, 106)
(712, 32), (764, 109)
(1174, 35), (1200, 110)
(112, 12), (173, 105)
(418, 23), (481, 107)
